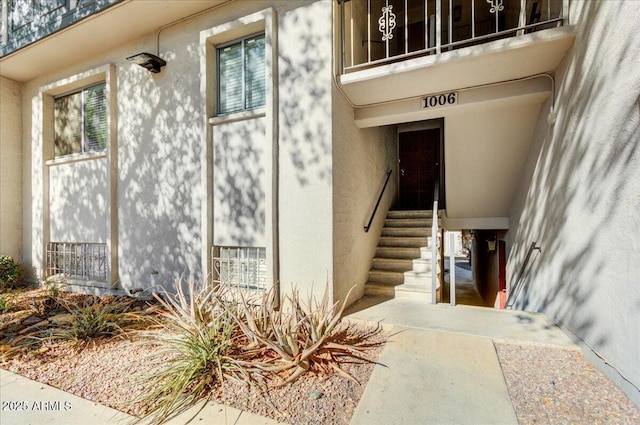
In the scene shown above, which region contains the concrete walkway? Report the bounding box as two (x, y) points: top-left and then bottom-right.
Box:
(0, 368), (279, 425)
(345, 297), (576, 425)
(1, 297), (577, 425)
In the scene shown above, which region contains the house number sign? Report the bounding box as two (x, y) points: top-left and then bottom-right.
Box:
(422, 92), (458, 109)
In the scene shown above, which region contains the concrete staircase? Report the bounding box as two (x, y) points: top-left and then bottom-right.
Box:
(365, 210), (441, 299)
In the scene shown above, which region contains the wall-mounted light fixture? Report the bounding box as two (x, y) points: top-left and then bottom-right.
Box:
(126, 52), (166, 73)
(487, 235), (497, 252)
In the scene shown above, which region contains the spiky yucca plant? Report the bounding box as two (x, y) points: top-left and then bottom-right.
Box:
(132, 279), (381, 423)
(131, 279), (245, 424)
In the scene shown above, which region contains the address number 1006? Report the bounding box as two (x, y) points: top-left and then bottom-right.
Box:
(422, 92), (457, 109)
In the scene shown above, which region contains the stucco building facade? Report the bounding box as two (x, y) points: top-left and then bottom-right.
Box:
(0, 0), (638, 406)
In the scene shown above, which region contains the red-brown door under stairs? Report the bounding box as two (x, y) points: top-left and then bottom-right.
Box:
(365, 210), (441, 299)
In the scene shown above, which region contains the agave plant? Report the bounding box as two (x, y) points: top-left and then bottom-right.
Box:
(227, 283), (371, 385)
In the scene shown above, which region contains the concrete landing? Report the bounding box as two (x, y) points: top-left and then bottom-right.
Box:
(345, 297), (575, 347)
(351, 328), (518, 425)
(346, 297), (577, 425)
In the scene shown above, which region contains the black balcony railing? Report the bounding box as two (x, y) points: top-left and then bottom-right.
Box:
(1, 0), (125, 58)
(339, 0), (567, 72)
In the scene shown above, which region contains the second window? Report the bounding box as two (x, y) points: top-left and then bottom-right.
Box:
(217, 33), (266, 115)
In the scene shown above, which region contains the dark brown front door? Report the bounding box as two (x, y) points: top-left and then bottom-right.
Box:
(398, 129), (441, 210)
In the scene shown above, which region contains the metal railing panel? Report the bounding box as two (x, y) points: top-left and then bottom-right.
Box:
(341, 0), (567, 73)
(212, 246), (267, 292)
(46, 242), (108, 282)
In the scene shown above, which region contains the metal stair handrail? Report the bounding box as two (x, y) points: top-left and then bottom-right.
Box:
(364, 169), (393, 232)
(506, 242), (541, 309)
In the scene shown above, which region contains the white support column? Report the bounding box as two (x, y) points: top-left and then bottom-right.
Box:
(449, 231), (456, 306)
(517, 0), (526, 36)
(431, 203), (438, 304)
(435, 0), (441, 54)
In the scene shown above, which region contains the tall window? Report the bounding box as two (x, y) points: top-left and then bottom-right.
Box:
(54, 82), (107, 157)
(217, 33), (266, 115)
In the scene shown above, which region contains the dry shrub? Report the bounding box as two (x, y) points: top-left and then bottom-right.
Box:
(131, 279), (381, 424)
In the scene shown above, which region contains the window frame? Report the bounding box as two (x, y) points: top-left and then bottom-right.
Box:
(216, 32), (266, 116)
(53, 81), (107, 158)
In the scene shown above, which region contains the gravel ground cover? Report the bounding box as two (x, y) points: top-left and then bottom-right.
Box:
(0, 288), (385, 425)
(3, 332), (383, 424)
(4, 288), (640, 424)
(495, 342), (640, 424)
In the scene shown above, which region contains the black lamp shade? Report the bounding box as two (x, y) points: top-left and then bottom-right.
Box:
(126, 52), (166, 73)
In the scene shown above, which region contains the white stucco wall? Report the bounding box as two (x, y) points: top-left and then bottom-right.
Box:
(332, 85), (397, 305)
(508, 0), (640, 405)
(212, 117), (267, 247)
(0, 76), (23, 260)
(445, 101), (541, 221)
(277, 0), (335, 301)
(49, 159), (109, 243)
(115, 27), (205, 289)
(18, 0), (335, 295)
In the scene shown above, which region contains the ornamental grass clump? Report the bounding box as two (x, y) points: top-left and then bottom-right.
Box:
(50, 296), (141, 347)
(131, 279), (245, 424)
(2, 293), (149, 360)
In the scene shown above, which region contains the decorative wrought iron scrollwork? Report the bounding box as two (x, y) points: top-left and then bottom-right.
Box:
(486, 0), (505, 14)
(378, 5), (397, 41)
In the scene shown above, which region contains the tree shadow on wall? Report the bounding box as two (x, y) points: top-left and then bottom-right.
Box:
(278, 1), (332, 188)
(509, 0), (640, 353)
(117, 42), (204, 291)
(115, 0), (334, 292)
(213, 121), (265, 247)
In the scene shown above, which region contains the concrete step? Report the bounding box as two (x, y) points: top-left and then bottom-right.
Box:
(378, 236), (431, 248)
(375, 247), (421, 259)
(421, 246), (441, 259)
(375, 246), (439, 259)
(394, 283), (439, 299)
(411, 258), (435, 273)
(381, 227), (430, 237)
(386, 210), (432, 219)
(384, 218), (433, 228)
(403, 270), (437, 286)
(366, 207), (444, 300)
(364, 281), (398, 297)
(368, 269), (405, 285)
(372, 257), (414, 272)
